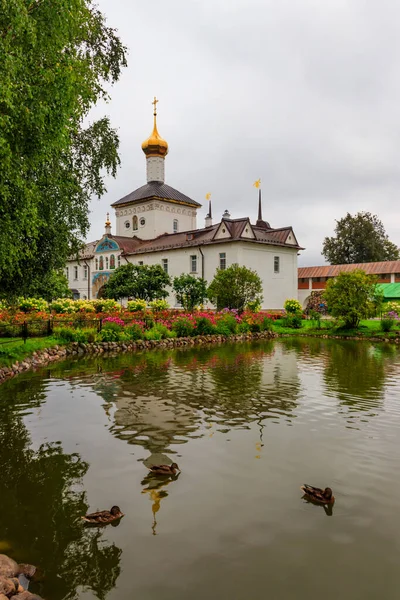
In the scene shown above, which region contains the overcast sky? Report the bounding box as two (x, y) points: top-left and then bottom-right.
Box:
(88, 0), (400, 266)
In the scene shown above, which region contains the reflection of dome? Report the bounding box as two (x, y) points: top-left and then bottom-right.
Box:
(141, 98), (168, 158)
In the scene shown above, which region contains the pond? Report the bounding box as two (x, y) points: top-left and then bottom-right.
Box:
(1, 339), (400, 600)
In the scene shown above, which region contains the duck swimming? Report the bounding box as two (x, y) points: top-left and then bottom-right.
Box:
(81, 506), (124, 525)
(301, 484), (335, 504)
(148, 463), (180, 476)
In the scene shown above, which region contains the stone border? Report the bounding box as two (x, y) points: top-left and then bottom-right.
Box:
(1, 329), (399, 386)
(0, 331), (278, 385)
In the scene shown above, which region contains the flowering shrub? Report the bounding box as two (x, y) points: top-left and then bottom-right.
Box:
(93, 299), (121, 313)
(19, 297), (49, 313)
(385, 301), (400, 314)
(172, 317), (195, 337)
(381, 311), (399, 332)
(102, 316), (125, 328)
(127, 299), (147, 312)
(50, 298), (78, 314)
(246, 299), (261, 313)
(284, 299), (303, 316)
(149, 299), (169, 312)
(125, 323), (144, 340)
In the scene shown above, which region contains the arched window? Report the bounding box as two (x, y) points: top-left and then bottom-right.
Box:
(132, 215), (138, 231)
(110, 254), (115, 269)
(117, 255), (121, 268)
(99, 256), (104, 270)
(173, 219), (179, 233)
(95, 258), (98, 270)
(105, 256), (109, 270)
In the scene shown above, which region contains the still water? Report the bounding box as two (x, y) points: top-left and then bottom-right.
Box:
(1, 339), (400, 600)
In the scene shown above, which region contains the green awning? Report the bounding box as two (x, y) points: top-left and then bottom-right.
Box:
(376, 283), (400, 299)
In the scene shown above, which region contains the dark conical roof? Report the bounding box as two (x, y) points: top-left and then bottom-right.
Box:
(111, 182), (201, 208)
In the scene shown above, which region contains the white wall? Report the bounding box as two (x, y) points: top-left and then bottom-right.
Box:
(114, 199), (197, 239)
(67, 240), (299, 309)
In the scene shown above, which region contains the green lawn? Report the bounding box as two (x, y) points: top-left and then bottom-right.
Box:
(0, 336), (63, 367)
(272, 318), (399, 338)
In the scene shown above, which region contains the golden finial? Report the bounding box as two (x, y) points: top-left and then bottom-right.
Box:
(142, 97), (168, 157)
(105, 212), (111, 225)
(205, 192), (211, 200)
(253, 179), (261, 189)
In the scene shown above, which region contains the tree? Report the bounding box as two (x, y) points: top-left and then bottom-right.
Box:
(173, 274), (208, 311)
(207, 264), (263, 312)
(103, 264), (171, 301)
(323, 269), (382, 328)
(0, 0), (127, 299)
(322, 212), (399, 265)
(28, 270), (72, 302)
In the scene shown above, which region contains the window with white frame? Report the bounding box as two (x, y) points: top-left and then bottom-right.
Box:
(162, 258), (168, 274)
(105, 256), (109, 270)
(138, 261), (143, 266)
(190, 255), (197, 273)
(219, 252), (226, 270)
(274, 256), (280, 274)
(132, 215), (138, 231)
(95, 258), (99, 270)
(83, 265), (88, 279)
(65, 267), (69, 280)
(173, 219), (179, 233)
(74, 266), (78, 280)
(117, 255), (121, 268)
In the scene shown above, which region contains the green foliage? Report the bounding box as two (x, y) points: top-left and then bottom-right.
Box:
(103, 264), (171, 301)
(0, 0), (127, 298)
(50, 298), (77, 313)
(149, 299), (169, 312)
(53, 326), (95, 343)
(28, 270), (72, 302)
(215, 323), (232, 337)
(172, 317), (195, 337)
(380, 317), (394, 333)
(195, 317), (216, 335)
(385, 301), (400, 314)
(237, 321), (251, 334)
(98, 322), (124, 342)
(284, 298), (302, 316)
(308, 309), (322, 329)
(322, 212), (399, 264)
(218, 313), (237, 334)
(246, 299), (261, 313)
(282, 315), (303, 329)
(145, 324), (171, 341)
(207, 264), (263, 312)
(92, 299), (121, 313)
(173, 274), (208, 311)
(18, 297), (49, 313)
(260, 317), (274, 332)
(125, 324), (144, 341)
(323, 270), (379, 328)
(127, 299), (147, 312)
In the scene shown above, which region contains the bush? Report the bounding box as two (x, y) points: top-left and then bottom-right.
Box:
(218, 313), (237, 334)
(127, 299), (147, 312)
(237, 321), (251, 334)
(50, 298), (78, 314)
(94, 299), (121, 313)
(173, 274), (208, 311)
(18, 297), (49, 313)
(54, 326), (97, 343)
(215, 323), (232, 337)
(207, 264), (263, 312)
(309, 309), (322, 329)
(381, 312), (398, 332)
(98, 326), (124, 342)
(195, 316), (216, 335)
(260, 317), (274, 332)
(284, 298), (302, 316)
(172, 317), (195, 337)
(324, 270), (380, 328)
(282, 315), (303, 329)
(149, 299), (169, 312)
(246, 299), (261, 313)
(125, 323), (144, 340)
(145, 324), (171, 340)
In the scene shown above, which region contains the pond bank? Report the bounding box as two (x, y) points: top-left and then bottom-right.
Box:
(1, 329), (399, 385)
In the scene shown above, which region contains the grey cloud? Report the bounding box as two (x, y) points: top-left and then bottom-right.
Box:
(88, 0), (400, 266)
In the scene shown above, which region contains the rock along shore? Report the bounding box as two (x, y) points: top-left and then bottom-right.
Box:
(0, 330), (399, 385)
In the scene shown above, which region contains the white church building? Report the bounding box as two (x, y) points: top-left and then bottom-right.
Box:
(66, 100), (303, 309)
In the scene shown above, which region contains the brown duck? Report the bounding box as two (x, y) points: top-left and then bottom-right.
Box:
(148, 463), (180, 476)
(301, 484), (335, 504)
(81, 505), (124, 525)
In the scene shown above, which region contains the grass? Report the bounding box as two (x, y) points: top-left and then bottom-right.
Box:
(272, 318), (400, 339)
(0, 336), (64, 368)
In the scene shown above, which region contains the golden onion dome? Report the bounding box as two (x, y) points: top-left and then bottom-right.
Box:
(141, 97), (169, 158)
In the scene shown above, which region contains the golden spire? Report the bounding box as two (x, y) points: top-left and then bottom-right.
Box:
(142, 96), (169, 157)
(105, 212), (111, 226)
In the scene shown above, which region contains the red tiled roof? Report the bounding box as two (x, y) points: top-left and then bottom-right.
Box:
(298, 261), (400, 278)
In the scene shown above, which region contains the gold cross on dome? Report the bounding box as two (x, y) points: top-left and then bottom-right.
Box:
(152, 96), (159, 115)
